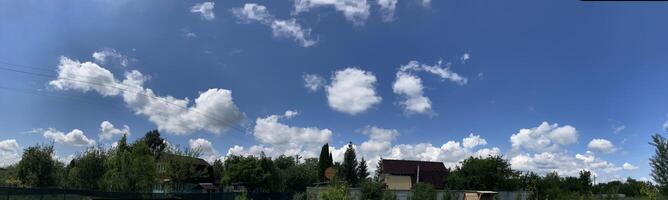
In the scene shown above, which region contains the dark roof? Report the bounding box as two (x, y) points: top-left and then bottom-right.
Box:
(381, 159), (449, 189)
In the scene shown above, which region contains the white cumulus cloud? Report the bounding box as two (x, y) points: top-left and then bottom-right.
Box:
(49, 56), (245, 135)
(43, 128), (96, 147)
(587, 139), (616, 154)
(326, 68), (381, 115)
(0, 139), (20, 167)
(98, 121), (130, 141)
(393, 72), (431, 114)
(191, 2), (215, 20)
(228, 110), (333, 158)
(622, 162), (638, 170)
(510, 121), (578, 152)
(463, 133), (487, 149)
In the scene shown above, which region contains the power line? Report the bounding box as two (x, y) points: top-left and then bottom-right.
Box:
(0, 62), (248, 134)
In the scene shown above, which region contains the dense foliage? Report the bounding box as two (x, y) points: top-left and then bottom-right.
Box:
(651, 133), (668, 194)
(66, 147), (107, 190)
(16, 144), (63, 187)
(411, 182), (436, 200)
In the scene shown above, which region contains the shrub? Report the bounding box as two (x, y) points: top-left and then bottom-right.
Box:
(382, 190), (396, 200)
(411, 183), (436, 200)
(360, 180), (385, 200)
(321, 181), (351, 200)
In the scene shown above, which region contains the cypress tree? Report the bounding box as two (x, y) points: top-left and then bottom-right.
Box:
(342, 142), (359, 186)
(318, 143), (333, 181)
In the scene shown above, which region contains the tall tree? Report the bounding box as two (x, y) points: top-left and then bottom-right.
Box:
(342, 142), (359, 186)
(357, 157), (369, 181)
(17, 144), (61, 187)
(650, 133), (668, 194)
(66, 147), (107, 190)
(102, 135), (156, 192)
(141, 130), (166, 157)
(374, 158), (383, 181)
(318, 143), (333, 181)
(445, 156), (517, 191)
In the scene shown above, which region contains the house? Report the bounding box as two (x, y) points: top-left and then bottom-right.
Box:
(154, 153), (217, 193)
(378, 159), (449, 190)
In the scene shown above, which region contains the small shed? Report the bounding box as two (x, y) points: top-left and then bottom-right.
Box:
(463, 191), (498, 200)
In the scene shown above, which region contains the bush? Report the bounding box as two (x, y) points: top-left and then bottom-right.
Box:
(411, 183), (436, 200)
(361, 180), (385, 200)
(383, 190), (397, 200)
(234, 193), (251, 200)
(321, 181), (351, 200)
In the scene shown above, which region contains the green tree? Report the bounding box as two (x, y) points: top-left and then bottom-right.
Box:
(66, 147), (107, 190)
(650, 133), (668, 194)
(284, 158), (319, 192)
(17, 144), (61, 187)
(411, 183), (436, 200)
(101, 134), (156, 192)
(258, 153), (282, 192)
(213, 159), (224, 181)
(141, 130), (166, 157)
(275, 155), (297, 170)
(223, 155), (263, 192)
(357, 157), (369, 181)
(374, 158), (383, 181)
(445, 156), (516, 191)
(319, 143), (334, 181)
(342, 142), (359, 186)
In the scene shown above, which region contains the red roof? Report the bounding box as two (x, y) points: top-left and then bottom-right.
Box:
(381, 159), (449, 189)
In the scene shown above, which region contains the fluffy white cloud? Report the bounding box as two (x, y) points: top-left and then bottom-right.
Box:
(43, 128), (96, 147)
(377, 0), (398, 22)
(92, 48), (128, 67)
(189, 138), (220, 162)
(191, 2), (215, 20)
(303, 73), (325, 92)
(0, 139), (20, 167)
(587, 139), (616, 154)
(50, 57), (122, 96)
(49, 56), (245, 135)
(400, 60), (467, 85)
(393, 72), (431, 114)
(510, 122), (578, 152)
(462, 133), (487, 149)
(359, 126), (399, 158)
(233, 3), (316, 47)
(98, 121), (130, 141)
(326, 68), (381, 115)
(622, 162), (638, 170)
(232, 3), (272, 23)
(233, 110), (333, 158)
(293, 0), (370, 26)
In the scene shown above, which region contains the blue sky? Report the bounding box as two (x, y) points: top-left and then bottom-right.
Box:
(2, 0), (668, 182)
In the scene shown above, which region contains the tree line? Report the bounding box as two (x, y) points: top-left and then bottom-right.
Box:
(1, 130), (668, 200)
